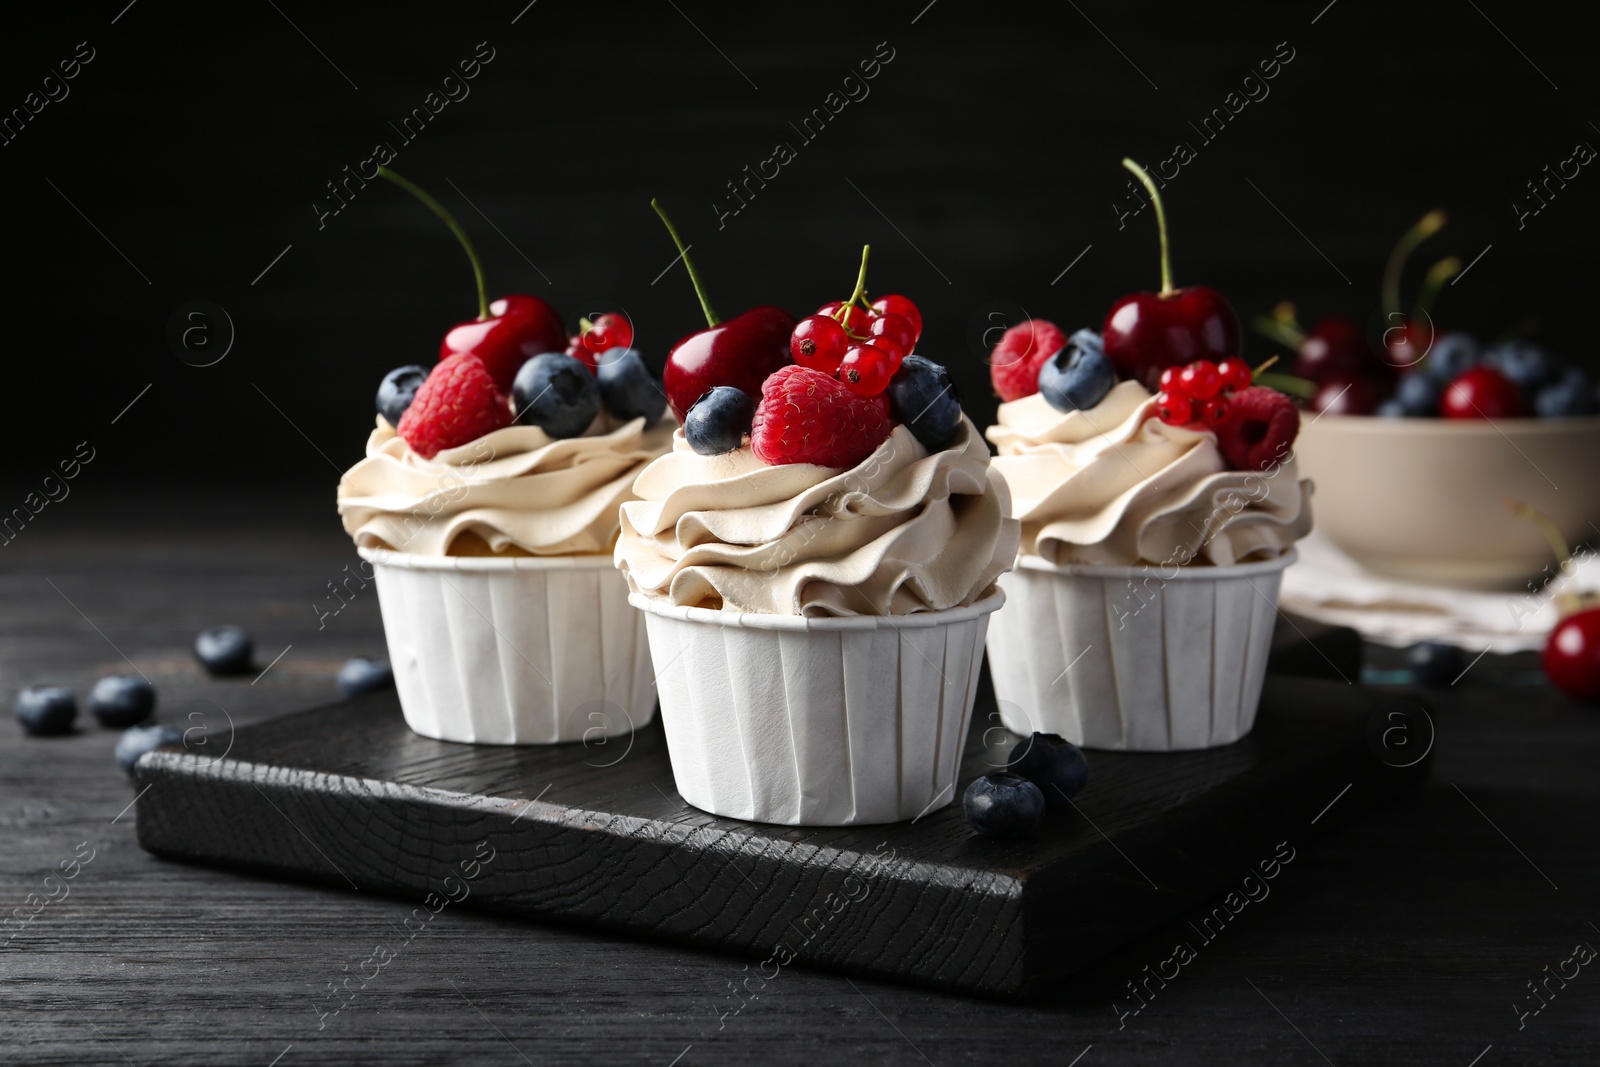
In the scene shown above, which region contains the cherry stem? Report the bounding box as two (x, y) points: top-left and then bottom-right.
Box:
(1415, 256), (1460, 323)
(1382, 210), (1446, 319)
(1122, 158), (1173, 296)
(650, 199), (720, 329)
(1507, 498), (1584, 615)
(1252, 355), (1280, 377)
(377, 166), (489, 321)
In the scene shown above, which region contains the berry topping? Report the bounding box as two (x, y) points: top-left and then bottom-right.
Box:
(989, 319), (1068, 402)
(1216, 357), (1254, 393)
(582, 312), (633, 358)
(116, 724), (183, 776)
(684, 386), (756, 456)
(1177, 360), (1222, 400)
(1154, 390), (1191, 425)
(839, 344), (895, 397)
(750, 365), (893, 468)
(338, 657), (395, 698)
(962, 772), (1045, 839)
(791, 314), (849, 374)
(870, 294), (923, 342)
(512, 353), (601, 439)
(1006, 732), (1089, 808)
(1199, 394), (1231, 426)
(195, 625), (253, 676)
(398, 351), (514, 458)
(377, 365), (428, 428)
(1214, 386), (1299, 471)
(15, 685), (77, 737)
(868, 312), (916, 362)
(886, 355), (963, 452)
(816, 299), (872, 337)
(1037, 331), (1115, 414)
(88, 675), (155, 728)
(1440, 365), (1526, 419)
(596, 347), (668, 428)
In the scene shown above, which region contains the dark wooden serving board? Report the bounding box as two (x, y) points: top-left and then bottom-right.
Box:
(133, 625), (1427, 998)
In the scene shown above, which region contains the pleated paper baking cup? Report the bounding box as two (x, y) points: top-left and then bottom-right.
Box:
(633, 589), (1004, 826)
(985, 551), (1296, 752)
(360, 548), (656, 745)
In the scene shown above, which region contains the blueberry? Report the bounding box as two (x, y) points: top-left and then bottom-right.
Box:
(512, 353), (601, 439)
(684, 386), (755, 456)
(1376, 398), (1406, 418)
(88, 675), (155, 728)
(1038, 336), (1115, 415)
(1534, 367), (1598, 418)
(595, 348), (667, 429)
(1405, 641), (1464, 686)
(14, 685), (76, 737)
(962, 772), (1045, 839)
(338, 657), (394, 698)
(195, 625), (253, 676)
(1423, 332), (1479, 381)
(377, 365), (428, 428)
(1006, 732), (1089, 807)
(1392, 372), (1442, 416)
(885, 355), (962, 451)
(115, 723), (184, 776)
(1483, 340), (1556, 392)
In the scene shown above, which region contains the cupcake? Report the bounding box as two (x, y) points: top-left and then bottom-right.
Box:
(335, 167), (673, 745)
(617, 227), (1018, 825)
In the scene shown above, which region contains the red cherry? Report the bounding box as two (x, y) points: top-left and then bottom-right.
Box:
(665, 307), (796, 422)
(839, 345), (894, 397)
(791, 314), (850, 374)
(1154, 390), (1192, 425)
(1440, 366), (1527, 420)
(1104, 287), (1242, 391)
(1158, 366), (1184, 395)
(1544, 608), (1600, 702)
(1381, 316), (1434, 374)
(582, 312), (633, 355)
(870, 294), (922, 342)
(1178, 361), (1222, 400)
(1307, 374), (1380, 416)
(817, 300), (872, 338)
(869, 312), (916, 358)
(1200, 395), (1231, 426)
(1292, 316), (1370, 382)
(1216, 358), (1253, 392)
(440, 294), (568, 393)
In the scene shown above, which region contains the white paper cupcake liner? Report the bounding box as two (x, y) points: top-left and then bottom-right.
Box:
(985, 551), (1296, 751)
(361, 548), (656, 745)
(632, 590), (1005, 826)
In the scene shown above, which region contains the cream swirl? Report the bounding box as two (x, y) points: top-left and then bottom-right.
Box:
(986, 380), (1312, 567)
(615, 416), (1019, 616)
(338, 413), (675, 557)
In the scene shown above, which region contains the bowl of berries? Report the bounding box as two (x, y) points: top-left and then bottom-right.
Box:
(1264, 214), (1600, 590)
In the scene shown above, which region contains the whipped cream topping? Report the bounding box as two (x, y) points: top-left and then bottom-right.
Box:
(986, 380), (1312, 567)
(338, 413), (675, 557)
(615, 416), (1019, 617)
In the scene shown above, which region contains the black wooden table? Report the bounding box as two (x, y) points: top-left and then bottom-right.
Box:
(3, 488), (1596, 1066)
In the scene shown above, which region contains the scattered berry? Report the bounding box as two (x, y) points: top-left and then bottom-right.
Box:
(1154, 390), (1192, 425)
(1216, 357), (1253, 392)
(1037, 336), (1115, 414)
(1405, 641), (1464, 686)
(1440, 366), (1526, 419)
(88, 676), (155, 728)
(15, 685), (76, 737)
(1424, 332), (1480, 381)
(1177, 360), (1222, 400)
(1535, 368), (1599, 418)
(1215, 386), (1299, 471)
(839, 344), (895, 397)
(596, 348), (668, 428)
(870, 294), (923, 342)
(1544, 608), (1600, 702)
(1006, 733), (1088, 808)
(1393, 372), (1443, 417)
(684, 386), (756, 456)
(886, 356), (962, 452)
(116, 723), (183, 777)
(1483, 340), (1556, 393)
(377, 365), (428, 428)
(989, 319), (1068, 402)
(750, 365), (893, 468)
(512, 353), (601, 438)
(195, 626), (253, 676)
(397, 352), (514, 459)
(963, 772), (1045, 839)
(791, 314), (850, 374)
(338, 658), (395, 698)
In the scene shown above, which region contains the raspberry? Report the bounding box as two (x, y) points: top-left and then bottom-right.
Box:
(990, 319), (1067, 402)
(1214, 386), (1299, 472)
(396, 352), (512, 459)
(750, 365), (894, 468)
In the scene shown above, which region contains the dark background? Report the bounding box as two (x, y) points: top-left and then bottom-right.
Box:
(2, 0), (1595, 495)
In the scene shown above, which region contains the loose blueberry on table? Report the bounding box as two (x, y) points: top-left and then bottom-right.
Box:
(963, 772), (1046, 839)
(338, 657), (395, 698)
(15, 685), (77, 737)
(1006, 732), (1089, 808)
(195, 625), (253, 676)
(88, 675), (156, 728)
(116, 724), (184, 776)
(1405, 642), (1465, 686)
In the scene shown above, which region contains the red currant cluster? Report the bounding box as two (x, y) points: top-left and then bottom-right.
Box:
(1153, 357), (1253, 427)
(788, 248), (923, 398)
(564, 312), (634, 370)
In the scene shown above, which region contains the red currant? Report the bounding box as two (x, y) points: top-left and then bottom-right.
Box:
(1178, 361), (1222, 400)
(791, 315), (849, 374)
(1158, 366), (1184, 394)
(583, 312), (633, 355)
(1216, 357), (1253, 393)
(870, 294), (922, 342)
(1200, 395), (1231, 426)
(839, 344), (894, 396)
(869, 312), (916, 360)
(817, 300), (872, 337)
(1155, 390), (1192, 425)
